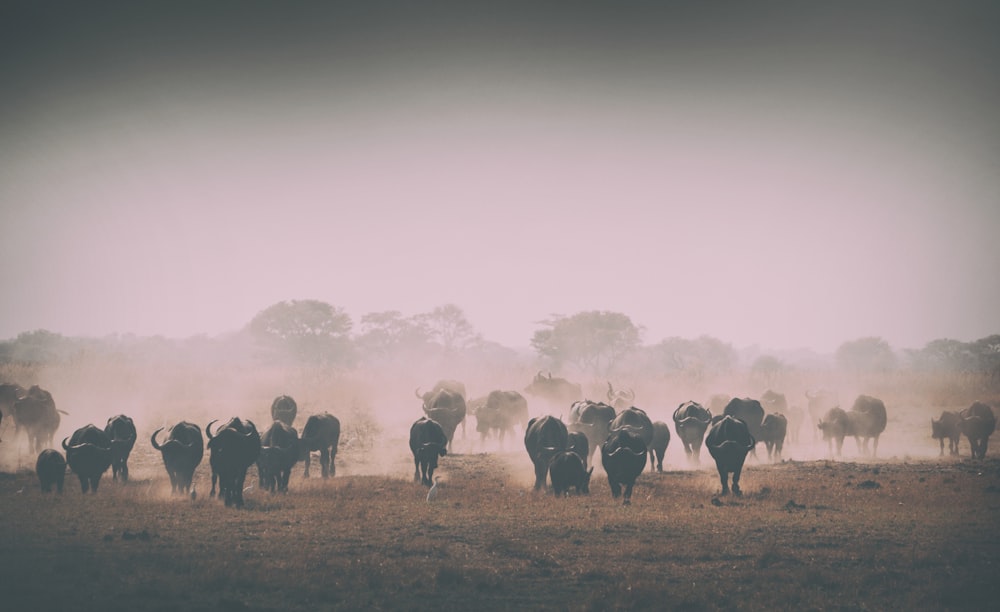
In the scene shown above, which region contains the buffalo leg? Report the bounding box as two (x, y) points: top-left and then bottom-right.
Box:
(622, 483), (634, 505)
(608, 477), (622, 499)
(320, 447), (331, 478)
(717, 467), (730, 496)
(533, 461), (546, 491)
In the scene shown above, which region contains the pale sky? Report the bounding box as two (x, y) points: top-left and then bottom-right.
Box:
(1, 2), (998, 352)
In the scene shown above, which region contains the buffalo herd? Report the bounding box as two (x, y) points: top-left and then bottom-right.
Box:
(1, 380), (997, 507)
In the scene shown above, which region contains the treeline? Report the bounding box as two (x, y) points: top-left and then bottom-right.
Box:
(1, 300), (998, 381)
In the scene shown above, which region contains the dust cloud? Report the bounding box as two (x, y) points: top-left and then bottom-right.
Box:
(2, 338), (993, 488)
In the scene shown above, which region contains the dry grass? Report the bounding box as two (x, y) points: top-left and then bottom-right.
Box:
(3, 360), (1000, 610)
(2, 444), (999, 611)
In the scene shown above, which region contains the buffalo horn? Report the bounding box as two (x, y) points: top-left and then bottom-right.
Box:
(150, 427), (165, 450)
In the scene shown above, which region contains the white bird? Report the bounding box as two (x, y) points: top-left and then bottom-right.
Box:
(426, 476), (441, 502)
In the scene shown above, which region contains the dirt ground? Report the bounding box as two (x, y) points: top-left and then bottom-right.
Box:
(2, 430), (999, 611)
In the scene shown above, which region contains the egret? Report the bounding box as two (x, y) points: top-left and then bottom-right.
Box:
(426, 476), (441, 502)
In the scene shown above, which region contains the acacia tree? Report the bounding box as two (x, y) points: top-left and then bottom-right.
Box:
(414, 304), (482, 352)
(247, 299), (354, 365)
(835, 337), (897, 374)
(531, 311), (642, 376)
(355, 310), (430, 358)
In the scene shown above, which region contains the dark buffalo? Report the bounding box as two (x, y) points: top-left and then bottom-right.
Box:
(818, 407), (849, 456)
(960, 401), (996, 459)
(13, 385), (63, 454)
(474, 390), (529, 445)
(151, 421), (204, 495)
(524, 415), (569, 491)
(524, 371), (583, 408)
(931, 410), (962, 456)
(610, 407), (655, 471)
(606, 382), (635, 412)
(847, 395), (888, 457)
(723, 397), (766, 442)
(805, 389), (839, 441)
(104, 414), (137, 482)
(270, 395), (298, 427)
(410, 417), (448, 486)
(759, 413), (788, 462)
(36, 449), (66, 493)
(706, 415), (755, 496)
(206, 417), (261, 508)
(707, 394), (731, 416)
(566, 431), (590, 468)
(62, 424), (113, 493)
(300, 413), (341, 478)
(257, 420), (300, 493)
(601, 429), (647, 505)
(649, 421), (671, 472)
(761, 390), (799, 444)
(416, 382), (467, 449)
(0, 382), (25, 439)
(549, 451), (592, 496)
(568, 400), (617, 467)
(673, 401), (712, 464)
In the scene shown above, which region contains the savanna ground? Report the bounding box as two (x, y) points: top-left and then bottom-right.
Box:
(2, 359), (1000, 610)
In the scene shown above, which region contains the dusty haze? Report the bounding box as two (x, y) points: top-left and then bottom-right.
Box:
(2, 2), (999, 352)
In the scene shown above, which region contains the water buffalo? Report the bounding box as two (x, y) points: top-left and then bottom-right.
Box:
(524, 371), (583, 408)
(649, 421), (671, 472)
(606, 382), (635, 412)
(524, 415), (568, 491)
(805, 389), (839, 441)
(62, 424), (113, 493)
(601, 429), (647, 505)
(931, 410), (962, 456)
(151, 422), (204, 495)
(416, 382), (467, 450)
(673, 401), (712, 464)
(257, 420), (300, 493)
(270, 395), (298, 427)
(568, 400), (616, 467)
(300, 413), (340, 478)
(548, 451), (592, 496)
(960, 401), (996, 459)
(723, 397), (766, 442)
(847, 395), (887, 457)
(410, 417), (448, 486)
(567, 431), (590, 468)
(13, 385), (63, 454)
(0, 382), (25, 439)
(104, 414), (137, 482)
(818, 407), (849, 456)
(474, 390), (529, 445)
(610, 407), (655, 471)
(36, 449), (66, 493)
(206, 417), (261, 508)
(707, 394), (731, 416)
(706, 415), (755, 496)
(761, 390), (799, 444)
(759, 413), (788, 462)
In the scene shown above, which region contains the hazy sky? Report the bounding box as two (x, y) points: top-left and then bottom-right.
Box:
(2, 2), (998, 352)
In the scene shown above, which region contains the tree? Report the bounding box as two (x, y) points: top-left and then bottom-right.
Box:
(835, 337), (897, 374)
(413, 304), (482, 352)
(531, 311), (642, 376)
(750, 355), (785, 387)
(247, 300), (354, 365)
(355, 310), (430, 358)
